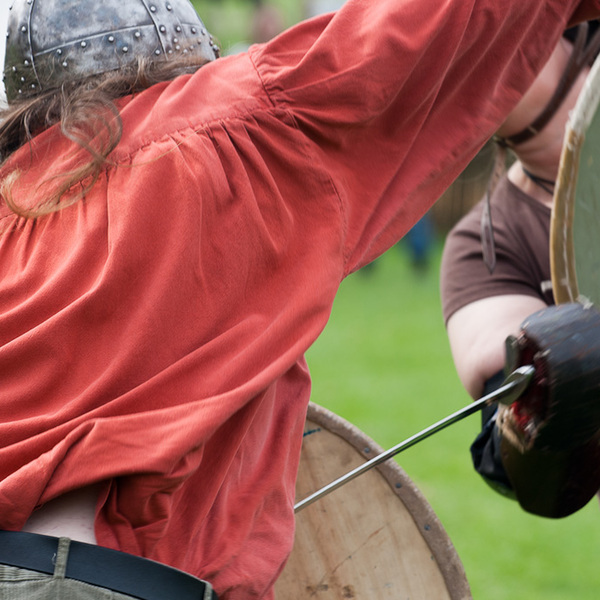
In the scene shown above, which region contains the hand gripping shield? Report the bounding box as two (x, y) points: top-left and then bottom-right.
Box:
(3, 0), (219, 103)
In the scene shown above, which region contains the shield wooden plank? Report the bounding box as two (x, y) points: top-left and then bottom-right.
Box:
(274, 403), (471, 599)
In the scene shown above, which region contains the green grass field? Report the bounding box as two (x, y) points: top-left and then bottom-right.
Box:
(306, 240), (600, 600)
(190, 3), (600, 596)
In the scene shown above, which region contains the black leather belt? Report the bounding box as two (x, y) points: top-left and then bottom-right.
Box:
(0, 531), (217, 600)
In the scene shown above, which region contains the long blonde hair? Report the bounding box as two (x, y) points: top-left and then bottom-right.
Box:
(0, 56), (211, 218)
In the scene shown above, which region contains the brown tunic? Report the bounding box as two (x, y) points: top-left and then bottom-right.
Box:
(441, 175), (554, 324)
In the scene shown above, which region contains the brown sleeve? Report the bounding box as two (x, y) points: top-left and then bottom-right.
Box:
(440, 176), (553, 324)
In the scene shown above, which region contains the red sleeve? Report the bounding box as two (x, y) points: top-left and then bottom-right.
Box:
(252, 0), (600, 273)
(570, 1), (600, 23)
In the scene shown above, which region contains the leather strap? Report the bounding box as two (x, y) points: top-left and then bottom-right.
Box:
(480, 144), (507, 273)
(0, 531), (218, 600)
(497, 22), (600, 148)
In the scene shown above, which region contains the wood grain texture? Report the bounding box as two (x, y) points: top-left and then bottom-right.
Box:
(275, 403), (471, 599)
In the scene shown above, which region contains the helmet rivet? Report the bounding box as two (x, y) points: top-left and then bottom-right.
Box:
(5, 0), (218, 103)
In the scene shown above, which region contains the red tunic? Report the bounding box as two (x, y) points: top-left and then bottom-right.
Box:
(0, 0), (597, 597)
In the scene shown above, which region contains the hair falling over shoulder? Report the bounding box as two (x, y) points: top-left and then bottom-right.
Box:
(0, 56), (210, 219)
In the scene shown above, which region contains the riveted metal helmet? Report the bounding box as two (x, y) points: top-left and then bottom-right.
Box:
(4, 0), (219, 104)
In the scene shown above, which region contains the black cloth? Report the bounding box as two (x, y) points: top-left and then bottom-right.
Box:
(470, 370), (516, 498)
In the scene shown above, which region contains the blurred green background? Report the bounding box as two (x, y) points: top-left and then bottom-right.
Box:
(191, 0), (303, 53)
(191, 1), (600, 598)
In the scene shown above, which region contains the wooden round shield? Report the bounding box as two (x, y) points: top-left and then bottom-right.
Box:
(551, 52), (600, 305)
(274, 403), (471, 599)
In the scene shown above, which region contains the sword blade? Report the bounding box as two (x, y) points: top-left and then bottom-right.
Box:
(294, 365), (534, 513)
